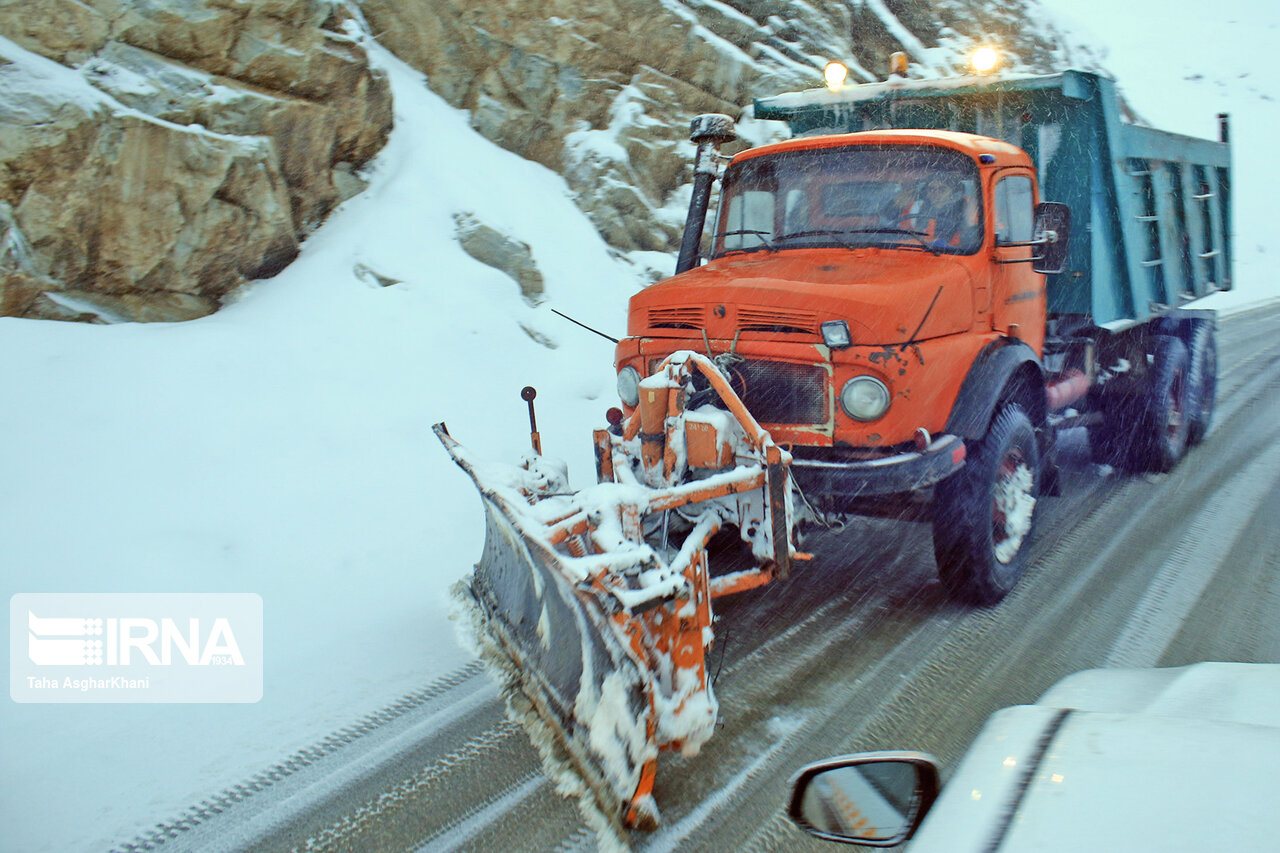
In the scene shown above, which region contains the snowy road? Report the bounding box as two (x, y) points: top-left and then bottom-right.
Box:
(131, 303), (1280, 853)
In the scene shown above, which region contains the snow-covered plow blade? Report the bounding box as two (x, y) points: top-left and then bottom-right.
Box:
(434, 351), (801, 829)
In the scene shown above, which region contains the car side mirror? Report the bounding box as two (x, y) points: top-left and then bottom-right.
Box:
(787, 752), (941, 847)
(1031, 201), (1071, 274)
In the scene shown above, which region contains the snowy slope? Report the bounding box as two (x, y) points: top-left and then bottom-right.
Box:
(0, 42), (640, 852)
(2, 3), (1278, 850)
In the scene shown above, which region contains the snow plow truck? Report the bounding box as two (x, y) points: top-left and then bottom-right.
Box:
(434, 65), (1230, 829)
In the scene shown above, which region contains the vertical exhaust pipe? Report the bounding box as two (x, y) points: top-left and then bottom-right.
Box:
(675, 114), (737, 274)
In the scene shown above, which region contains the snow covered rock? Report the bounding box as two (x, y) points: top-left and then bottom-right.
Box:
(453, 212), (545, 303)
(0, 0), (392, 322)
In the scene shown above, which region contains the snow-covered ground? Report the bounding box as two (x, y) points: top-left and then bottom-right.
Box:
(2, 2), (1277, 849)
(0, 40), (640, 852)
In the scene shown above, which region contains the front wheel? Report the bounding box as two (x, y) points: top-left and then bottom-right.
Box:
(932, 404), (1040, 606)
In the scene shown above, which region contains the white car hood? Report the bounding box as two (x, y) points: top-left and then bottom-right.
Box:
(907, 663), (1280, 853)
(1037, 661), (1280, 727)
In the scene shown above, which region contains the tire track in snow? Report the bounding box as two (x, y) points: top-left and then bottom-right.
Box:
(298, 719), (523, 851)
(110, 660), (486, 852)
(412, 772), (549, 852)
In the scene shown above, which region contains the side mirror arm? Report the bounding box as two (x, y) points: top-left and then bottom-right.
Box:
(996, 202), (1071, 274)
(994, 230), (1060, 264)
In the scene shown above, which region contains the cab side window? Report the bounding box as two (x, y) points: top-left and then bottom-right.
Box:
(994, 176), (1034, 244)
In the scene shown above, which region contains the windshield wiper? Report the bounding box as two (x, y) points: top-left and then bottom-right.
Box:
(832, 227), (943, 256)
(779, 227), (942, 256)
(777, 228), (857, 250)
(718, 229), (777, 254)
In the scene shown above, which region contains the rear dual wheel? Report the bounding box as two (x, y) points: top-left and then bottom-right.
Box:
(1186, 324), (1217, 446)
(932, 403), (1040, 606)
(1135, 335), (1191, 472)
(1088, 334), (1195, 473)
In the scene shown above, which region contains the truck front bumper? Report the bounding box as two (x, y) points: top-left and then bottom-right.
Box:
(790, 433), (967, 500)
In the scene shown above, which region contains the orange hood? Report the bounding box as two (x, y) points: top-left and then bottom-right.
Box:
(629, 249), (976, 346)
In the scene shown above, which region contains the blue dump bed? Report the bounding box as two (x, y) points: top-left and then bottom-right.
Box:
(754, 70), (1231, 326)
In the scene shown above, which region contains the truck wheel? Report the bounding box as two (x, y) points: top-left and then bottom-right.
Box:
(1134, 335), (1190, 472)
(1186, 324), (1217, 446)
(932, 403), (1040, 606)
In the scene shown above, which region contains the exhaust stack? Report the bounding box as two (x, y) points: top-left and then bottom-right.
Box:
(675, 114), (737, 274)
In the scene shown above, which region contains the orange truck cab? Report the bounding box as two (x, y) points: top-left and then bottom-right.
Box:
(609, 69), (1229, 605)
(619, 130), (1047, 497)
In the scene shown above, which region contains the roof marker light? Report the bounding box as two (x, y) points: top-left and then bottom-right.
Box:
(970, 46), (999, 73)
(824, 62), (849, 92)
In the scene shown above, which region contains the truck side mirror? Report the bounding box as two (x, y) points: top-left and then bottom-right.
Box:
(1032, 202), (1071, 274)
(787, 752), (941, 847)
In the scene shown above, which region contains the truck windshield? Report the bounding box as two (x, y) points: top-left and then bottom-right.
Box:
(712, 145), (983, 257)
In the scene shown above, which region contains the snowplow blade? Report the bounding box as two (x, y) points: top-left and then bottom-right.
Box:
(436, 423), (663, 829)
(470, 489), (659, 828)
(470, 497), (648, 752)
(434, 350), (801, 829)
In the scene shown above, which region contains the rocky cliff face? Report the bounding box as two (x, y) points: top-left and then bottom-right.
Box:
(0, 0), (392, 322)
(363, 0), (1069, 277)
(1, 0), (1078, 323)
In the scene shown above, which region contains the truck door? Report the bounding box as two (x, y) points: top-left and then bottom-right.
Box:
(991, 171), (1045, 355)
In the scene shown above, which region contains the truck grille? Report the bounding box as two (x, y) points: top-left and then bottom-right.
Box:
(647, 357), (828, 425)
(727, 360), (828, 425)
(736, 307), (819, 335)
(646, 305), (822, 336)
(647, 306), (704, 329)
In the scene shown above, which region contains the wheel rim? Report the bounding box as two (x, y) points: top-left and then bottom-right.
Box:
(992, 449), (1036, 565)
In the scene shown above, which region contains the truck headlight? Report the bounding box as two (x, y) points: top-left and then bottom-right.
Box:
(840, 376), (890, 421)
(617, 366), (641, 407)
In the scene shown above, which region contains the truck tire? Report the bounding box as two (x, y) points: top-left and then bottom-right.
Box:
(932, 403), (1040, 606)
(1186, 324), (1217, 446)
(1134, 335), (1190, 472)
